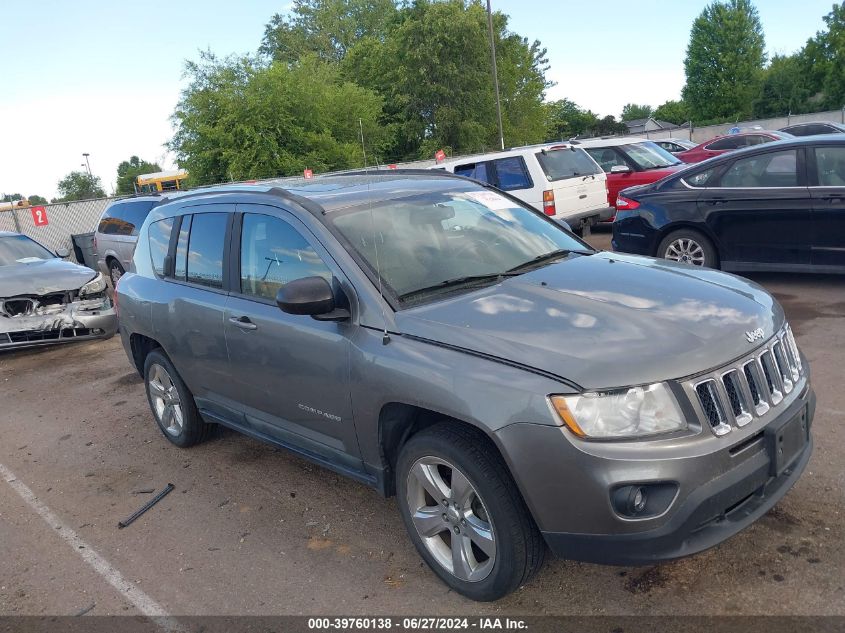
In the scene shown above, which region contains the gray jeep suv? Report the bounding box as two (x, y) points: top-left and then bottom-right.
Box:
(117, 172), (814, 601)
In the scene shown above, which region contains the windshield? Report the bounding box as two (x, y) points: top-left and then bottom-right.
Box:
(329, 188), (590, 304)
(0, 235), (56, 266)
(536, 147), (602, 180)
(619, 141), (681, 169)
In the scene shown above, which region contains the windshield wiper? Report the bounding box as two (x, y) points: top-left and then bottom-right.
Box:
(398, 272), (518, 301)
(506, 248), (591, 274)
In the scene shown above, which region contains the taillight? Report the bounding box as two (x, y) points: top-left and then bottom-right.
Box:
(542, 190), (556, 216)
(616, 195), (640, 210)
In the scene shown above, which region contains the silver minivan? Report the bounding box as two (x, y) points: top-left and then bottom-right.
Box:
(435, 143), (614, 232)
(94, 196), (160, 285)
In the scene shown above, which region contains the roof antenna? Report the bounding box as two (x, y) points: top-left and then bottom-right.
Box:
(360, 118), (391, 345)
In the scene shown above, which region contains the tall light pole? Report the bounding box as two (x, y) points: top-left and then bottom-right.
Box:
(82, 153), (93, 179)
(486, 0), (505, 151)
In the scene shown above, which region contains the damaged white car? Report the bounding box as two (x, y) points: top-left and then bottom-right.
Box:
(0, 231), (117, 350)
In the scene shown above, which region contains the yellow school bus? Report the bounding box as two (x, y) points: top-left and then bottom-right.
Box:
(135, 170), (189, 194)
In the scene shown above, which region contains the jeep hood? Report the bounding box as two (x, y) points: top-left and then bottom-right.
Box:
(0, 259), (97, 297)
(395, 252), (784, 391)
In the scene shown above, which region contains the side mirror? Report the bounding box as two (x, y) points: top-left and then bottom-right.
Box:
(276, 276), (350, 321)
(55, 247), (70, 258)
(610, 165), (631, 174)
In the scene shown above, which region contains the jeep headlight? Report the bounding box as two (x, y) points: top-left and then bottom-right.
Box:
(550, 383), (686, 439)
(79, 272), (107, 298)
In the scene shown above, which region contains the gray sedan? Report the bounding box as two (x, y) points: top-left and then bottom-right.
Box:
(0, 231), (117, 349)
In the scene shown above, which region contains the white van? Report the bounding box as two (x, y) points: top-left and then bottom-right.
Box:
(433, 144), (613, 232)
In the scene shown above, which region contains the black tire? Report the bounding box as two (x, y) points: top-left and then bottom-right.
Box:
(396, 422), (545, 601)
(108, 259), (125, 287)
(656, 228), (719, 268)
(143, 349), (212, 448)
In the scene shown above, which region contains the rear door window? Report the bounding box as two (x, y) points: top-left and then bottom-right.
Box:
(585, 147), (627, 172)
(814, 146), (845, 186)
(491, 157), (532, 191)
(121, 201), (156, 236)
(536, 148), (601, 181)
(185, 213), (228, 289)
(453, 162), (492, 184)
(705, 137), (742, 151)
(718, 150), (798, 188)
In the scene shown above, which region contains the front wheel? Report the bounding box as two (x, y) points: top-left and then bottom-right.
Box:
(396, 423), (545, 601)
(657, 229), (719, 268)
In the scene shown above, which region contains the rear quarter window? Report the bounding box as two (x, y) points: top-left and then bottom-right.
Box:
(536, 148), (601, 181)
(147, 217), (174, 277)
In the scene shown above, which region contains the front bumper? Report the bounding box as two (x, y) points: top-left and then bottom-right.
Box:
(0, 297), (117, 350)
(495, 384), (814, 565)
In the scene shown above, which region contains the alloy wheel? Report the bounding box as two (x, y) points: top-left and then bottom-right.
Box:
(148, 364), (184, 437)
(406, 456), (496, 582)
(664, 237), (706, 266)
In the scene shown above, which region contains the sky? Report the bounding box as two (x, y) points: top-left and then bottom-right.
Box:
(0, 0), (836, 200)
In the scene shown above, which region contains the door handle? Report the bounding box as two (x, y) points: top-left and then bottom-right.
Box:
(229, 316), (257, 331)
(705, 198), (728, 206)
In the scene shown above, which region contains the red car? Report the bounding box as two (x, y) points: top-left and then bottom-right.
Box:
(674, 131), (794, 163)
(577, 138), (686, 219)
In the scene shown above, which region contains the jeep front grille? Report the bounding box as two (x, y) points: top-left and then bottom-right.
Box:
(691, 325), (804, 436)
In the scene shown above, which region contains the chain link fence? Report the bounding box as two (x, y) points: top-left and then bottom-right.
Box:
(0, 197), (114, 264)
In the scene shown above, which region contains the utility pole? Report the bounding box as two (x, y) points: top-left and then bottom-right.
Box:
(486, 0), (505, 151)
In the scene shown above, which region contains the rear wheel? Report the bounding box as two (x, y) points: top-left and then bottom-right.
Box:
(143, 349), (212, 447)
(396, 423), (545, 601)
(657, 229), (718, 268)
(108, 259), (125, 286)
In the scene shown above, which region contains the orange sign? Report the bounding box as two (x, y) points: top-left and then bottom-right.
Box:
(303, 169), (314, 179)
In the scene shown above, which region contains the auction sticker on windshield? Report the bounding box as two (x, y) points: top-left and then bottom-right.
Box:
(461, 190), (515, 210)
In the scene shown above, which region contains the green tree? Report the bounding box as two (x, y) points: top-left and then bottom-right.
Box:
(27, 195), (48, 205)
(169, 53), (387, 185)
(683, 0), (766, 122)
(56, 171), (106, 201)
(820, 2), (845, 109)
(260, 0), (399, 63)
(342, 0), (550, 159)
(752, 54), (810, 117)
(2, 193), (23, 202)
(653, 100), (690, 125)
(620, 103), (653, 121)
(116, 156), (162, 195)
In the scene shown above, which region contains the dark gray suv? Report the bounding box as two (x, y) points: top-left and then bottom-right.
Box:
(117, 172), (814, 601)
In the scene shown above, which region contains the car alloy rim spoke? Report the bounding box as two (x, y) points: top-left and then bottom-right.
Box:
(411, 506), (447, 538)
(407, 456), (495, 582)
(449, 469), (473, 507)
(462, 513), (495, 558)
(451, 532), (475, 581)
(410, 461), (450, 502)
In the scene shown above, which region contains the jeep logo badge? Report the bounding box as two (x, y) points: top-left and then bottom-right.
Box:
(745, 328), (765, 343)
